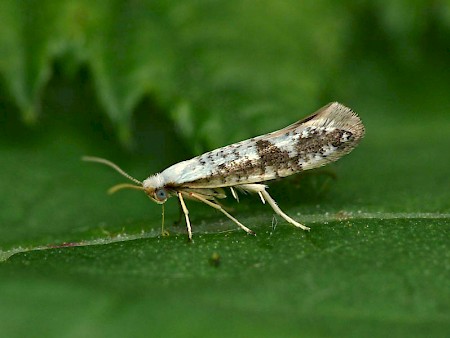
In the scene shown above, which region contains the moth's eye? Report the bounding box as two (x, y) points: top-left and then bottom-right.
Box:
(155, 188), (167, 201)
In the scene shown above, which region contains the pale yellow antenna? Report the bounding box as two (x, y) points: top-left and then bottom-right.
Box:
(108, 183), (145, 194)
(82, 156), (144, 193)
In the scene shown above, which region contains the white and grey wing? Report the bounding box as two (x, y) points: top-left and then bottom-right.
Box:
(162, 102), (364, 188)
(269, 101), (365, 170)
(159, 138), (261, 187)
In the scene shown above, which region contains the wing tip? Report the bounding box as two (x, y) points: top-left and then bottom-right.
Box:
(317, 102), (365, 140)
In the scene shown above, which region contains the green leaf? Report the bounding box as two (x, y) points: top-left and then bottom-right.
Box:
(2, 69), (450, 336)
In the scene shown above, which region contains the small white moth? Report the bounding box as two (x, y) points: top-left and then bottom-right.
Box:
(84, 102), (365, 240)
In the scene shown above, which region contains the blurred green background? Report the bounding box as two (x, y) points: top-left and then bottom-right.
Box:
(0, 1), (449, 337)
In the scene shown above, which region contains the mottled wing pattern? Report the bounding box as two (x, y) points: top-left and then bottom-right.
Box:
(161, 102), (365, 188)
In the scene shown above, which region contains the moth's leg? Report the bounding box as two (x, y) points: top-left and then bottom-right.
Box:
(257, 191), (265, 204)
(238, 183), (310, 231)
(187, 192), (255, 236)
(161, 204), (170, 237)
(259, 189), (310, 231)
(230, 187), (239, 202)
(177, 192), (193, 241)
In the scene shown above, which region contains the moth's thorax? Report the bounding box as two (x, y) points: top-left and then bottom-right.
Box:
(143, 173), (165, 193)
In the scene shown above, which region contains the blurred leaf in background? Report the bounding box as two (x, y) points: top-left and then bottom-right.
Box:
(0, 0), (449, 337)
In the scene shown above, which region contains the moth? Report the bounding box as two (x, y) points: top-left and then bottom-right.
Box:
(83, 102), (365, 240)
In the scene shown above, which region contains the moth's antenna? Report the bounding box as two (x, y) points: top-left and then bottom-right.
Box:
(82, 156), (143, 185)
(108, 183), (145, 194)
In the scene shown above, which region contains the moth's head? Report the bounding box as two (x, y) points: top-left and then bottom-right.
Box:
(142, 186), (169, 204)
(143, 174), (169, 204)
